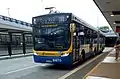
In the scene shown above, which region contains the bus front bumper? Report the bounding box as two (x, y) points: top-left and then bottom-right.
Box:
(33, 55), (72, 65)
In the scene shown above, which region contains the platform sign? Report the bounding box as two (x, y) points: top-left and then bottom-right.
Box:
(116, 26), (120, 32)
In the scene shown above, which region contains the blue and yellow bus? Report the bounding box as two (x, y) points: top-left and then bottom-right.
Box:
(32, 13), (105, 65)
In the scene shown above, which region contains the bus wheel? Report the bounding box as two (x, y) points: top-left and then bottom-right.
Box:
(78, 48), (82, 61)
(81, 49), (85, 61)
(102, 46), (104, 51)
(94, 48), (97, 56)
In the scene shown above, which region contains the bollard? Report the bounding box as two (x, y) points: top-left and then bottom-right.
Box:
(7, 42), (12, 56)
(22, 33), (26, 55)
(8, 32), (12, 56)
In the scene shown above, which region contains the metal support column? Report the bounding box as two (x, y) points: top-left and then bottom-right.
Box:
(22, 33), (26, 54)
(8, 32), (12, 56)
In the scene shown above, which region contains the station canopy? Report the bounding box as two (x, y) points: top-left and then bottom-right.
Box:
(93, 0), (120, 33)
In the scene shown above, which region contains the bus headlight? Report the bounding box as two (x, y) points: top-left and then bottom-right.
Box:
(33, 51), (38, 55)
(61, 53), (69, 57)
(33, 52), (38, 55)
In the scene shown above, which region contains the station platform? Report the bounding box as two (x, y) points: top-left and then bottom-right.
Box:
(85, 48), (120, 79)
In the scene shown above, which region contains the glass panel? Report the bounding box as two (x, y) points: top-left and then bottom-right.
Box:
(0, 34), (8, 56)
(25, 34), (33, 53)
(12, 35), (23, 55)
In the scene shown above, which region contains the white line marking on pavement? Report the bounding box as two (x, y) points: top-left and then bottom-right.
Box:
(58, 53), (105, 79)
(4, 64), (47, 75)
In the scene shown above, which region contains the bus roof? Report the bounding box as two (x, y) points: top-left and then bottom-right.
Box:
(71, 14), (98, 32)
(32, 13), (71, 18)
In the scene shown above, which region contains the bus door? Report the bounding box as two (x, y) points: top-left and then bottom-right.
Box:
(79, 33), (84, 59)
(70, 23), (79, 62)
(73, 33), (79, 62)
(78, 26), (85, 61)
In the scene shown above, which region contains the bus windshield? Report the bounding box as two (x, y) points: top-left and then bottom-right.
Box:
(33, 24), (70, 51)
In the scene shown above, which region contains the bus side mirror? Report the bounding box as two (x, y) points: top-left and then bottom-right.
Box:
(70, 23), (76, 32)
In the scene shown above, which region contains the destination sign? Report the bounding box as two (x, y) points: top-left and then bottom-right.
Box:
(41, 24), (57, 27)
(34, 14), (70, 24)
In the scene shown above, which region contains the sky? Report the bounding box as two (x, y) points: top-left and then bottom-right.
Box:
(0, 0), (110, 28)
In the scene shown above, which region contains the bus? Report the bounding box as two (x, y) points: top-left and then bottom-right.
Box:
(32, 13), (105, 65)
(104, 32), (117, 47)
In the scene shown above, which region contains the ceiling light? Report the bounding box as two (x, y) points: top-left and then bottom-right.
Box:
(110, 14), (114, 16)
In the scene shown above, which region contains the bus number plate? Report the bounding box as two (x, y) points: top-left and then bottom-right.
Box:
(53, 59), (62, 62)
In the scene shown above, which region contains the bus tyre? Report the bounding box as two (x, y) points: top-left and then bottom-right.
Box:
(78, 48), (80, 60)
(81, 49), (85, 61)
(102, 46), (104, 51)
(94, 48), (96, 56)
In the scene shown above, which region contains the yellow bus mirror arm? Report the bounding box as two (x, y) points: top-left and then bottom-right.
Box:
(70, 23), (76, 32)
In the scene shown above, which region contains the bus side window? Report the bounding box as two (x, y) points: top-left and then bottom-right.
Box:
(84, 37), (89, 44)
(94, 39), (97, 44)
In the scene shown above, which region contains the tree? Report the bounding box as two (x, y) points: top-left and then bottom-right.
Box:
(98, 26), (110, 33)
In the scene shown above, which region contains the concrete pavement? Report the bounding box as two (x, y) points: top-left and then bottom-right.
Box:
(85, 48), (120, 79)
